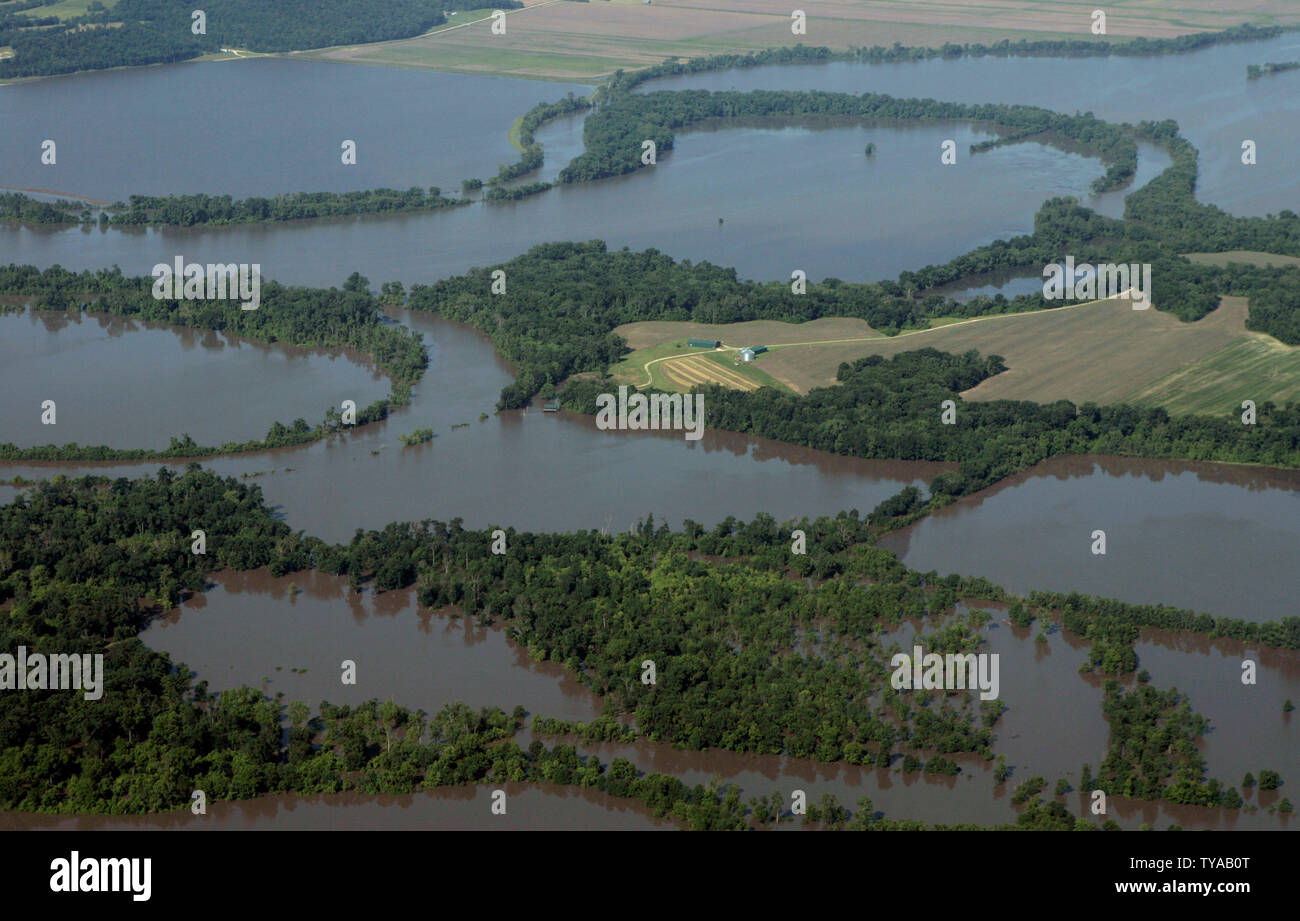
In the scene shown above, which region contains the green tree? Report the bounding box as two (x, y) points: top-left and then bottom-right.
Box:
(994, 754), (1010, 784)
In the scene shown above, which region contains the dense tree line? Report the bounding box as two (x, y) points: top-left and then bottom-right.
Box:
(484, 181), (552, 201)
(1246, 281), (1300, 344)
(1096, 680), (1229, 806)
(410, 242), (1300, 493)
(406, 239), (1003, 409)
(407, 226), (1300, 414)
(546, 92), (1300, 339)
(2, 187), (467, 228)
(0, 0), (515, 78)
(603, 25), (1287, 94)
(332, 521), (1002, 763)
(1122, 129), (1300, 258)
(531, 716), (639, 743)
(0, 470), (1093, 825)
(1032, 588), (1300, 653)
(562, 347), (1300, 514)
(0, 21), (203, 80)
(559, 89), (1138, 191)
(495, 25), (1283, 188)
(0, 193), (89, 225)
(108, 187), (466, 226)
(0, 266), (426, 460)
(490, 92), (593, 183)
(4, 469), (1277, 821)
(0, 469), (669, 817)
(1247, 61), (1300, 79)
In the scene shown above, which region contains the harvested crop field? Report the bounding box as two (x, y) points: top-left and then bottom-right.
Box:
(288, 0), (1300, 82)
(771, 295), (1277, 406)
(608, 295), (1300, 412)
(660, 353), (761, 391)
(765, 296), (1256, 404)
(615, 317), (877, 351)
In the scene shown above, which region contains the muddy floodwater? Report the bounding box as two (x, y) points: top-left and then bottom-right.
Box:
(880, 455), (1300, 624)
(143, 569), (600, 722)
(5, 314), (1300, 834)
(646, 33), (1300, 220)
(0, 785), (674, 831)
(0, 309), (388, 449)
(5, 35), (1300, 830)
(133, 570), (1297, 830)
(0, 310), (951, 538)
(5, 63), (1142, 286)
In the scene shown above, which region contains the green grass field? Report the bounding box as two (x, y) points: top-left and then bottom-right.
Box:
(1183, 251), (1300, 269)
(692, 350), (790, 392)
(608, 340), (790, 392)
(1122, 335), (1300, 415)
(428, 8), (498, 32)
(343, 42), (621, 80)
(507, 115), (526, 152)
(9, 0), (116, 21)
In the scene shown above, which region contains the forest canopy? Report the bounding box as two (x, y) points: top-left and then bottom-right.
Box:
(1, 468), (1285, 817)
(0, 0), (519, 78)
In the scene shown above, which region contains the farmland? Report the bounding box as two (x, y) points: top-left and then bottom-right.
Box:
(605, 295), (1300, 413)
(5, 0), (119, 21)
(285, 0), (1300, 82)
(606, 339), (790, 391)
(609, 317), (874, 392)
(1122, 333), (1300, 415)
(616, 317), (876, 351)
(659, 351), (766, 391)
(1183, 250), (1300, 269)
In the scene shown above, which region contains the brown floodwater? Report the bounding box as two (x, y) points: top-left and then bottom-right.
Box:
(0, 309), (388, 449)
(880, 454), (1300, 624)
(134, 571), (1297, 830)
(1132, 629), (1300, 791)
(143, 569), (599, 721)
(0, 310), (951, 539)
(0, 784), (673, 831)
(558, 734), (1292, 830)
(3, 79), (1127, 288)
(877, 605), (1110, 790)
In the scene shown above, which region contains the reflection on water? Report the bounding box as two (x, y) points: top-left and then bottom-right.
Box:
(0, 784), (674, 831)
(3, 108), (1136, 286)
(134, 565), (1299, 831)
(0, 310), (387, 449)
(144, 569), (600, 721)
(5, 37), (1300, 829)
(645, 33), (1300, 218)
(882, 455), (1300, 623)
(0, 311), (950, 539)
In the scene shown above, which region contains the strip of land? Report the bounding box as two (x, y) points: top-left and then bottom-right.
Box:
(611, 293), (1300, 415)
(285, 0), (1300, 82)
